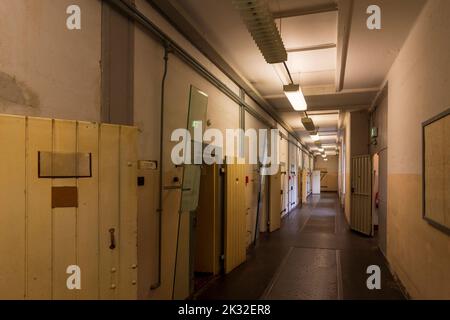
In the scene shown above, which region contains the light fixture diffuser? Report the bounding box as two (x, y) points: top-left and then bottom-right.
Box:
(232, 0), (287, 64)
(284, 84), (307, 111)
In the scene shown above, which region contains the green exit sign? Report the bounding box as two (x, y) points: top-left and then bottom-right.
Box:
(371, 127), (378, 138)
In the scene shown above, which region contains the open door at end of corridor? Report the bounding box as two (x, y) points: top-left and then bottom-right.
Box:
(350, 155), (373, 236)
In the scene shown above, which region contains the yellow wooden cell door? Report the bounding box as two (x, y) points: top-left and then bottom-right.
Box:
(224, 161), (246, 274)
(0, 114), (138, 300)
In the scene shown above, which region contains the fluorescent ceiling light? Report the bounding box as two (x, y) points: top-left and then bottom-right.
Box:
(318, 148), (324, 152)
(284, 84), (307, 111)
(302, 117), (316, 131)
(310, 133), (320, 142)
(273, 63), (291, 85)
(233, 0), (287, 64)
(324, 158), (329, 162)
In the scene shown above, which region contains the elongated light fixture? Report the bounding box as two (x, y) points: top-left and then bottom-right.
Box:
(232, 0), (287, 64)
(284, 84), (307, 111)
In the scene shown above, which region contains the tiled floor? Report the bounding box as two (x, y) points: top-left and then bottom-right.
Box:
(195, 193), (405, 300)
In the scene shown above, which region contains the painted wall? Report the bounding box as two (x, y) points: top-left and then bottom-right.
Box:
(350, 110), (370, 157)
(384, 0), (450, 299)
(315, 155), (339, 192)
(0, 0), (102, 121)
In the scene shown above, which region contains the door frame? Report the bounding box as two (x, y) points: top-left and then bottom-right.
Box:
(350, 155), (373, 236)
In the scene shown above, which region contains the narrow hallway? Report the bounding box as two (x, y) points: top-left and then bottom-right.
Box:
(1, 0), (449, 304)
(196, 193), (405, 300)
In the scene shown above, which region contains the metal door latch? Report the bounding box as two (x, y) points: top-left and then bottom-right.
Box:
(109, 228), (116, 250)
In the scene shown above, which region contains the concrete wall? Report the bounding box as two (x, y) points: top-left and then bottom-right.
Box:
(370, 89), (388, 155)
(0, 0), (102, 121)
(315, 155), (338, 192)
(385, 0), (450, 299)
(350, 110), (370, 157)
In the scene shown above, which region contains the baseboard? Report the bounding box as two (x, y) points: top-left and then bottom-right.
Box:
(382, 254), (411, 300)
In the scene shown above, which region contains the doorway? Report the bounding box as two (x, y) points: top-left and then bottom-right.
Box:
(350, 155), (372, 236)
(297, 167), (303, 208)
(269, 167), (282, 232)
(191, 164), (224, 293)
(372, 154), (380, 234)
(377, 151), (388, 255)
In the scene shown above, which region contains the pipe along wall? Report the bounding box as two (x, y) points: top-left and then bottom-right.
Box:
(0, 0), (314, 300)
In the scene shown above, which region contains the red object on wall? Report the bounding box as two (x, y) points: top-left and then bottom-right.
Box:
(245, 176), (249, 185)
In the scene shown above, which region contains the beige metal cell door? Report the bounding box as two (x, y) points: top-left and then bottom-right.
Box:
(350, 155), (373, 236)
(269, 170), (282, 232)
(224, 162), (246, 274)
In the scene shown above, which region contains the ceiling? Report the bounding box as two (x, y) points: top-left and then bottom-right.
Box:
(161, 0), (426, 150)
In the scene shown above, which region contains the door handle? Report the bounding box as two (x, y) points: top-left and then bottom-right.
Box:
(109, 228), (116, 250)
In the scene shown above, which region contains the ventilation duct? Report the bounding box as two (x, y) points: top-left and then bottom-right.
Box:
(301, 117), (316, 132)
(232, 0), (287, 64)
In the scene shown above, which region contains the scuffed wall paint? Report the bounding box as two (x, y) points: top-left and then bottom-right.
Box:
(386, 0), (450, 299)
(0, 71), (39, 108)
(0, 0), (102, 121)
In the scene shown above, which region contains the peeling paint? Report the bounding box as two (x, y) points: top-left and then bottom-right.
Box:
(0, 71), (39, 108)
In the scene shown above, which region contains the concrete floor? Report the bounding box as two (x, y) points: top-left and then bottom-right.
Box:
(195, 193), (405, 300)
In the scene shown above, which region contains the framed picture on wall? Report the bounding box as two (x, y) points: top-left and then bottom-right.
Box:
(422, 108), (450, 235)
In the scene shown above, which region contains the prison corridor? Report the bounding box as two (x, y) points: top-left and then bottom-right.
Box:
(195, 193), (405, 300)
